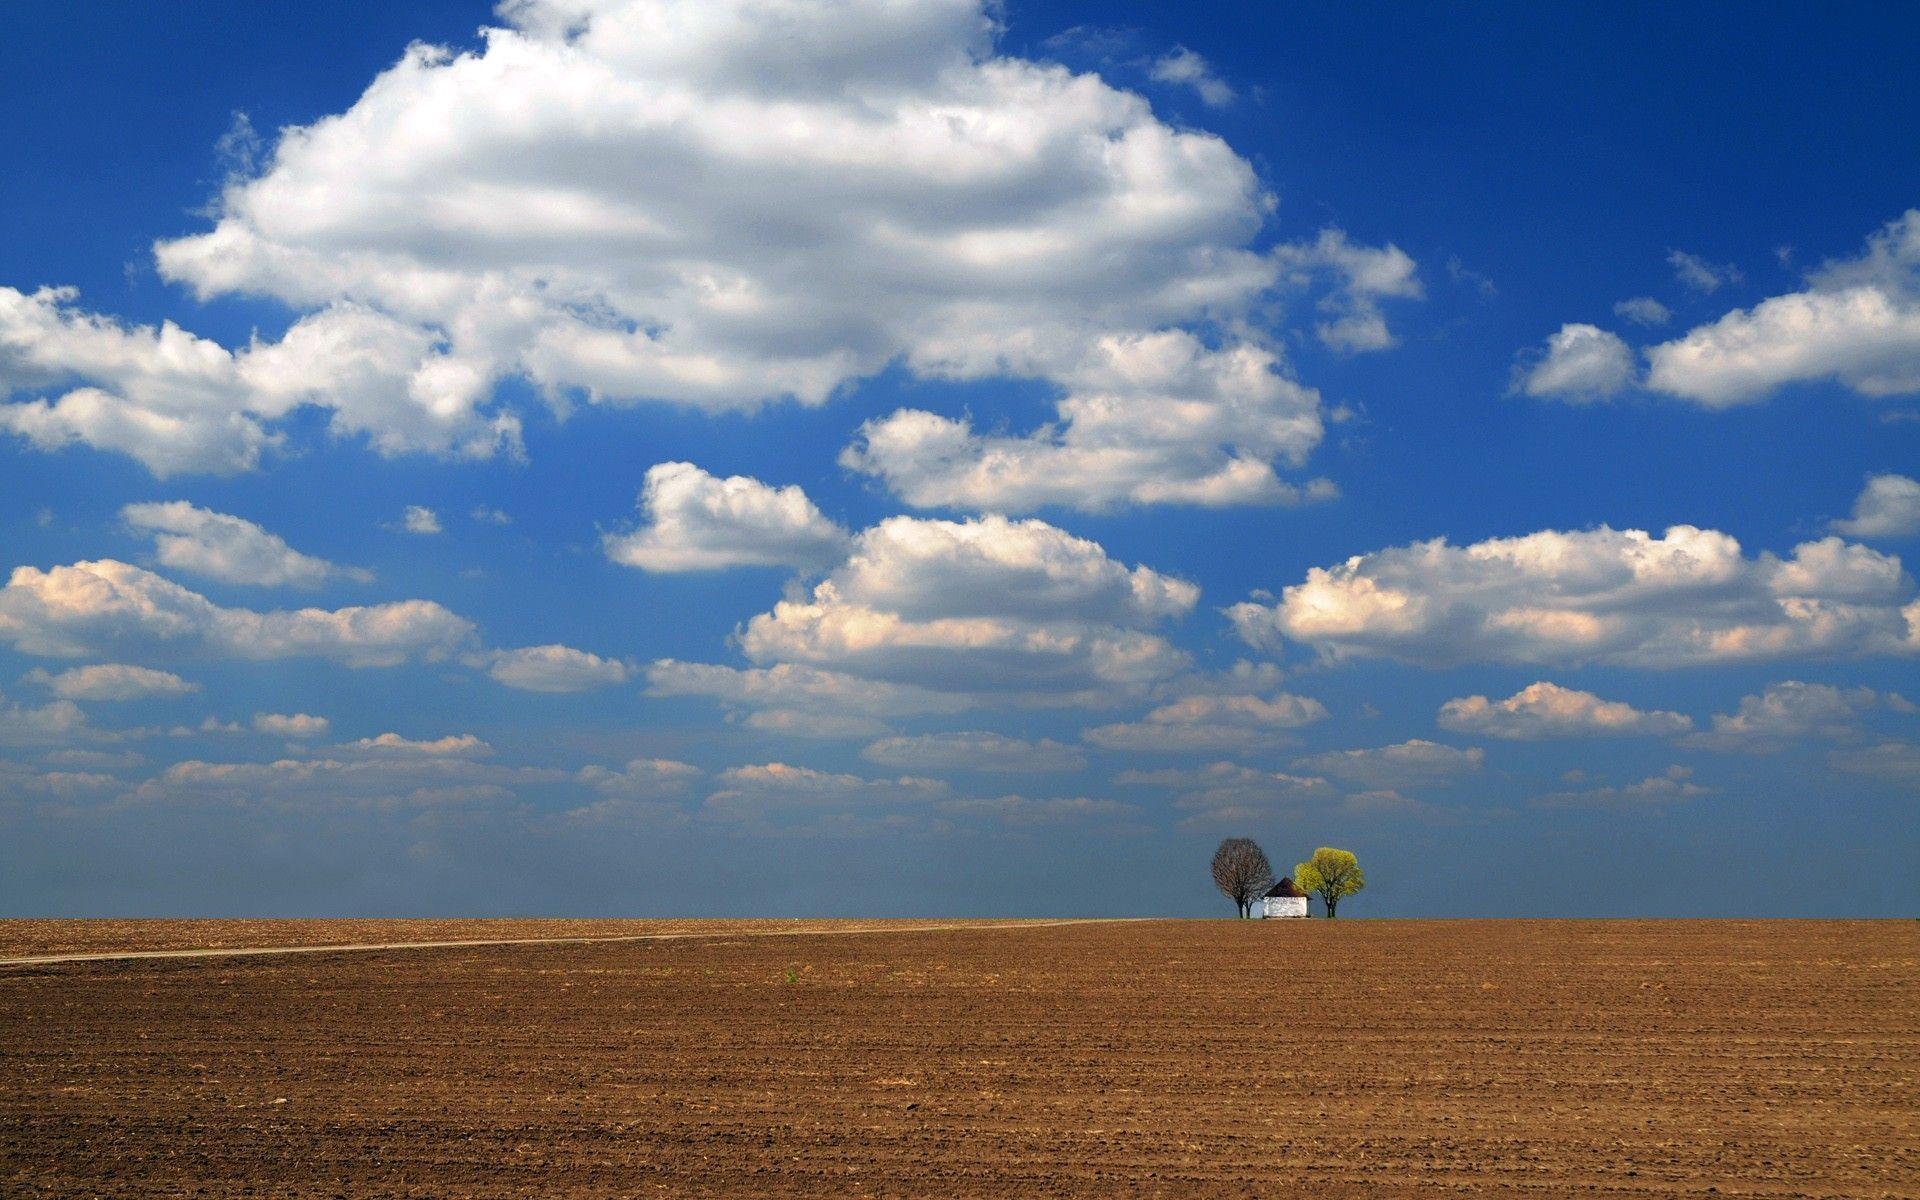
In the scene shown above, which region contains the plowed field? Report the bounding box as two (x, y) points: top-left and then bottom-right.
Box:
(2, 920), (1914, 1197)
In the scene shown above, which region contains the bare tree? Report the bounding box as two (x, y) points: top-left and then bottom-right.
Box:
(1210, 837), (1274, 918)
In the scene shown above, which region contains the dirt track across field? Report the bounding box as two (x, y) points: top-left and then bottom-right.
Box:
(2, 919), (1915, 1198)
(0, 917), (1121, 966)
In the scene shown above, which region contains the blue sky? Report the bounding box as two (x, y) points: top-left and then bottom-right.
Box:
(2, 1), (1916, 917)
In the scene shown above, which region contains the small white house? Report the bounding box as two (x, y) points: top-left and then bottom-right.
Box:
(1260, 877), (1309, 918)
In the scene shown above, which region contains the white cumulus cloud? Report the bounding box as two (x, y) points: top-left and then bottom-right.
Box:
(1272, 227), (1423, 354)
(252, 712), (331, 738)
(342, 732), (491, 757)
(1148, 46), (1234, 107)
(1668, 250), (1742, 294)
(23, 663), (198, 701)
(1831, 473), (1920, 540)
(734, 514), (1197, 697)
(1437, 681), (1691, 739)
(645, 659), (969, 725)
(1532, 764), (1711, 810)
(0, 0), (1407, 506)
(1084, 691), (1328, 753)
(1613, 297), (1672, 327)
(122, 500), (367, 588)
(1228, 525), (1920, 667)
(577, 757), (703, 799)
(0, 287), (520, 475)
(1680, 680), (1909, 751)
(604, 462), (849, 572)
(476, 644), (631, 692)
(0, 559), (474, 666)
(0, 687), (91, 747)
(841, 332), (1336, 512)
(1515, 323), (1636, 401)
(1291, 739), (1484, 790)
(1646, 211), (1920, 406)
(398, 506), (443, 535)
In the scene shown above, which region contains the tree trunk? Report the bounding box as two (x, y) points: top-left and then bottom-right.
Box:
(1325, 896), (1338, 919)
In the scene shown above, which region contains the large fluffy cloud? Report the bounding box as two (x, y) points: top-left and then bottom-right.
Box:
(1646, 210), (1920, 405)
(1229, 525), (1920, 667)
(840, 332), (1336, 511)
(604, 462), (849, 572)
(122, 501), (367, 588)
(1438, 681), (1691, 739)
(0, 287), (519, 475)
(735, 514), (1197, 695)
(0, 559), (473, 666)
(0, 0), (1419, 504)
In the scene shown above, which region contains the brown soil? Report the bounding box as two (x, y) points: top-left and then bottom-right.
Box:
(0, 917), (1015, 960)
(2, 920), (1915, 1198)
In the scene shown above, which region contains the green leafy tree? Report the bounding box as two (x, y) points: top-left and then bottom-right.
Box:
(1295, 847), (1365, 918)
(1210, 837), (1274, 918)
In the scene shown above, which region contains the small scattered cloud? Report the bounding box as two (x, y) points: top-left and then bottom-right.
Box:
(397, 506), (442, 535)
(0, 687), (91, 747)
(1438, 681), (1691, 739)
(23, 663), (198, 701)
(1668, 249), (1744, 294)
(862, 731), (1086, 773)
(1273, 228), (1424, 354)
(576, 757), (702, 800)
(123, 500), (368, 587)
(1084, 692), (1328, 753)
(1446, 257), (1497, 299)
(934, 793), (1138, 827)
(1613, 296), (1672, 327)
(1531, 764), (1711, 810)
(342, 732), (491, 757)
(252, 712), (330, 738)
(1828, 739), (1920, 788)
(1514, 323), (1636, 401)
(1291, 739), (1483, 790)
(474, 644), (630, 693)
(604, 462), (849, 573)
(1148, 46), (1234, 107)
